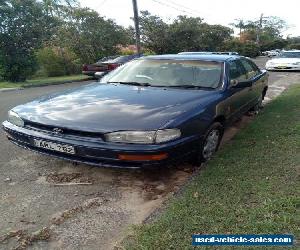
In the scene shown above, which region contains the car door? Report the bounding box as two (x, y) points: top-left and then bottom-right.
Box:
(240, 58), (267, 107)
(225, 59), (252, 120)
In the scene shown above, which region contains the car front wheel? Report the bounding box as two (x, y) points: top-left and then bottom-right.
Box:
(198, 122), (224, 163)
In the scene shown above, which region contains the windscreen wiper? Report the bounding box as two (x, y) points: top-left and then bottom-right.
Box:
(166, 85), (216, 90)
(108, 81), (151, 87)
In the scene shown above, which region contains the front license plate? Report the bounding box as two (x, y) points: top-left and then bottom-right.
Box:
(33, 139), (75, 154)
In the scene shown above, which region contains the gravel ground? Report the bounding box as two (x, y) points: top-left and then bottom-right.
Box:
(1, 57), (299, 250)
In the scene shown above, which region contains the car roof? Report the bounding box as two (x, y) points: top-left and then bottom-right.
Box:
(141, 54), (241, 62)
(179, 51), (239, 55)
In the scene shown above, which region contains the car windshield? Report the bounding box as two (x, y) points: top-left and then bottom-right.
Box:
(278, 52), (300, 58)
(100, 59), (223, 89)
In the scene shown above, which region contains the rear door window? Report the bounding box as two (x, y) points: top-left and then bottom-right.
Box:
(229, 60), (247, 82)
(240, 59), (260, 79)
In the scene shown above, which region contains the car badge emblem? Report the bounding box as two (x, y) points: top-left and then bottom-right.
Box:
(53, 128), (63, 134)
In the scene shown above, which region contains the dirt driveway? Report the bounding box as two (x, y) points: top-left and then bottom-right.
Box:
(1, 59), (299, 250)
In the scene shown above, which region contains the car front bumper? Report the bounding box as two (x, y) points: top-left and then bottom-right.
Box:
(2, 121), (200, 169)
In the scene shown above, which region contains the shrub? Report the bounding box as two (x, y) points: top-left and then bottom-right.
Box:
(221, 39), (260, 58)
(241, 42), (260, 58)
(286, 43), (300, 50)
(36, 46), (81, 77)
(0, 51), (37, 82)
(120, 49), (135, 55)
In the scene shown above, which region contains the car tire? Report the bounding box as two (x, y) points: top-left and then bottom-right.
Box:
(250, 92), (264, 112)
(195, 122), (224, 165)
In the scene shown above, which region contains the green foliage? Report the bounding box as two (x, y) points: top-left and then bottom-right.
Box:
(260, 38), (288, 51)
(286, 43), (300, 50)
(0, 0), (132, 81)
(230, 16), (289, 51)
(222, 39), (260, 57)
(36, 46), (81, 77)
(52, 7), (131, 64)
(139, 11), (171, 54)
(0, 1), (294, 82)
(142, 48), (156, 55)
(241, 42), (260, 57)
(139, 12), (233, 54)
(0, 0), (57, 82)
(120, 49), (135, 55)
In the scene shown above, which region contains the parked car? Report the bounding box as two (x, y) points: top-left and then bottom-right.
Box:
(3, 54), (268, 168)
(266, 50), (300, 71)
(82, 54), (142, 77)
(179, 51), (239, 56)
(264, 50), (281, 57)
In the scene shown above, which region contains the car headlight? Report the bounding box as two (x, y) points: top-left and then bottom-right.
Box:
(105, 129), (181, 144)
(7, 110), (24, 127)
(292, 62), (300, 65)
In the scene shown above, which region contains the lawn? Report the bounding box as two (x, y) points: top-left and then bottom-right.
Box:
(0, 75), (90, 89)
(125, 85), (300, 250)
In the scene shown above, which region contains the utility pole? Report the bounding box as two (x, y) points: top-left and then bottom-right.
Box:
(132, 0), (141, 54)
(256, 13), (263, 45)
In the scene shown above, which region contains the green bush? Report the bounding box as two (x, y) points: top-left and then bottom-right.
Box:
(36, 47), (81, 77)
(241, 42), (260, 57)
(221, 39), (260, 58)
(142, 48), (156, 55)
(286, 43), (300, 50)
(0, 51), (37, 82)
(119, 48), (156, 56)
(120, 49), (135, 55)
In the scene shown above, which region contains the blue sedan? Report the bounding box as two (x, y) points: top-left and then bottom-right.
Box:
(2, 54), (268, 168)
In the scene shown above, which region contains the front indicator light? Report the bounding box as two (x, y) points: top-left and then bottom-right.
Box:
(118, 153), (168, 161)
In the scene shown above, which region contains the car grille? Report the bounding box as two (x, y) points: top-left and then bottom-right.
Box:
(25, 121), (105, 140)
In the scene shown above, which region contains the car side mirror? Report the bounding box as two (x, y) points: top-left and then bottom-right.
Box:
(230, 79), (239, 87)
(231, 79), (252, 88)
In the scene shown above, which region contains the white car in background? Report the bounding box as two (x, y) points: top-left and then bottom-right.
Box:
(265, 50), (300, 71)
(265, 50), (280, 57)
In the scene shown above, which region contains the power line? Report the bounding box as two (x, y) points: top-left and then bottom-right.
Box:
(152, 0), (219, 23)
(94, 0), (109, 11)
(164, 0), (201, 15)
(152, 0), (197, 16)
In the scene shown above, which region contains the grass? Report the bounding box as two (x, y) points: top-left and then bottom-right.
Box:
(0, 75), (90, 89)
(125, 85), (300, 250)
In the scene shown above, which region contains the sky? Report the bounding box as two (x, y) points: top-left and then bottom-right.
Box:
(79, 0), (300, 38)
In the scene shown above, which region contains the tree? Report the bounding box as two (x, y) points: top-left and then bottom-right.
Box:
(198, 24), (232, 51)
(139, 11), (171, 54)
(229, 19), (246, 40)
(286, 36), (300, 50)
(232, 16), (288, 46)
(221, 39), (260, 57)
(0, 0), (56, 81)
(52, 7), (130, 64)
(168, 15), (204, 52)
(139, 12), (233, 54)
(41, 0), (78, 16)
